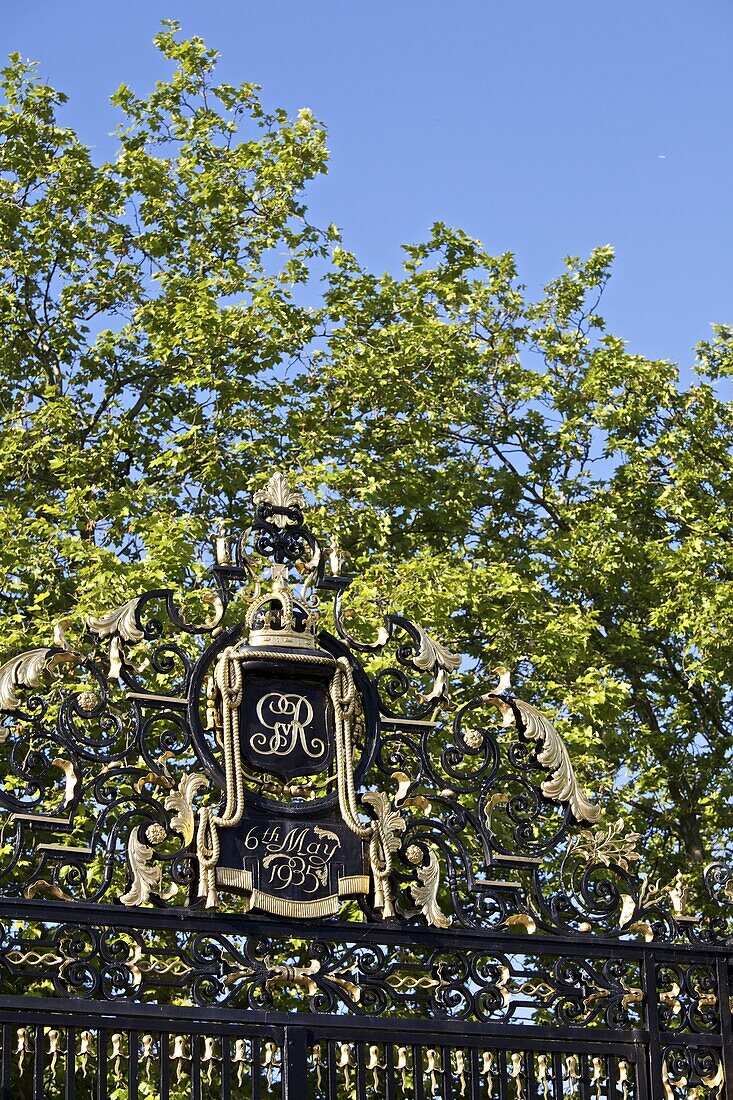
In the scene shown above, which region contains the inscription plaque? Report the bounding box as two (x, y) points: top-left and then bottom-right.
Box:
(217, 815), (369, 918)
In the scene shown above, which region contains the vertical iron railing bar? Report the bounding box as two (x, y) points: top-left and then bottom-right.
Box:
(525, 1048), (537, 1100)
(385, 1043), (396, 1100)
(65, 1026), (76, 1100)
(192, 1032), (201, 1100)
(283, 1027), (309, 1100)
(127, 1031), (137, 1100)
(715, 955), (733, 1100)
(633, 1043), (649, 1100)
(220, 1035), (231, 1100)
(97, 1028), (109, 1100)
(328, 1038), (339, 1100)
(160, 1030), (170, 1100)
(356, 1039), (367, 1100)
(579, 1052), (591, 1100)
(551, 1052), (563, 1100)
(440, 1043), (452, 1100)
(497, 1050), (509, 1100)
(413, 1044), (425, 1100)
(32, 1022), (44, 1100)
(469, 1047), (481, 1100)
(0, 1023), (11, 1100)
(642, 953), (662, 1100)
(251, 1035), (262, 1100)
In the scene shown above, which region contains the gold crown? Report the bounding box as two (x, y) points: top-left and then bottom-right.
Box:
(245, 574), (318, 650)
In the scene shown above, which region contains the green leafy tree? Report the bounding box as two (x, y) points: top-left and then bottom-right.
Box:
(2, 22), (733, 897)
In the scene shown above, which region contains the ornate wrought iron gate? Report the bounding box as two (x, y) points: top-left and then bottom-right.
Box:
(0, 474), (731, 1098)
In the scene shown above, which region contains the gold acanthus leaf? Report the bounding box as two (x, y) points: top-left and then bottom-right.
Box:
(86, 596), (144, 642)
(513, 699), (600, 823)
(504, 913), (537, 935)
(410, 847), (452, 928)
(164, 773), (209, 846)
(24, 879), (73, 902)
(119, 826), (176, 907)
(0, 648), (79, 713)
(485, 681), (599, 824)
(409, 623), (461, 705)
(362, 791), (406, 854)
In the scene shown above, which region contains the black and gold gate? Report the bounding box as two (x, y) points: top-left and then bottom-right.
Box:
(0, 474), (731, 1099)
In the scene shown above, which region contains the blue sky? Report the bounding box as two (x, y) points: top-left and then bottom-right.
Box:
(2, 1), (732, 367)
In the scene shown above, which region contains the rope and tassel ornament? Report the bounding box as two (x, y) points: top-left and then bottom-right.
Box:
(330, 657), (396, 917)
(197, 647), (245, 906)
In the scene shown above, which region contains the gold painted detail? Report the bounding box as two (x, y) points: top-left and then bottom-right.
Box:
(253, 472), (306, 527)
(196, 647), (246, 907)
(565, 817), (641, 870)
(0, 646), (79, 713)
(86, 597), (144, 643)
(426, 1049), (442, 1094)
(409, 844), (452, 928)
(119, 825), (176, 907)
(485, 670), (599, 823)
(504, 913), (537, 934)
(662, 1054), (724, 1100)
(455, 1050), (468, 1097)
(250, 692), (323, 759)
(24, 879), (73, 902)
(337, 1043), (356, 1090)
(164, 772), (209, 846)
(396, 1047), (410, 1091)
(362, 790), (406, 918)
(537, 1055), (549, 1100)
(509, 1052), (524, 1099)
(366, 1046), (386, 1091)
(591, 1058), (606, 1100)
(311, 1045), (327, 1090)
(407, 622), (461, 707)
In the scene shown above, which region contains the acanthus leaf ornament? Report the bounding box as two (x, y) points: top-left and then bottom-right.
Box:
(514, 697), (600, 823)
(119, 825), (177, 907)
(406, 622), (461, 707)
(483, 668), (600, 824)
(409, 846), (452, 929)
(86, 597), (145, 643)
(165, 773), (210, 846)
(0, 646), (79, 712)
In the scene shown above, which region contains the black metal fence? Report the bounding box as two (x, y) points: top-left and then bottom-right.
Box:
(0, 902), (730, 1098)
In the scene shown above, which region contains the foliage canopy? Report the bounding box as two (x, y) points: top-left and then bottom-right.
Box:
(2, 24), (733, 890)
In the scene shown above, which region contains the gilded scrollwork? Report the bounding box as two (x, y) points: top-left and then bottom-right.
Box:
(0, 469), (728, 952)
(86, 597), (145, 643)
(484, 672), (599, 824)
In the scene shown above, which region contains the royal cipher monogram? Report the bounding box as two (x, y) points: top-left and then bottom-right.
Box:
(249, 691), (326, 759)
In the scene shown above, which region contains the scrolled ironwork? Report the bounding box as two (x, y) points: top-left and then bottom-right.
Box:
(0, 471), (731, 1099)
